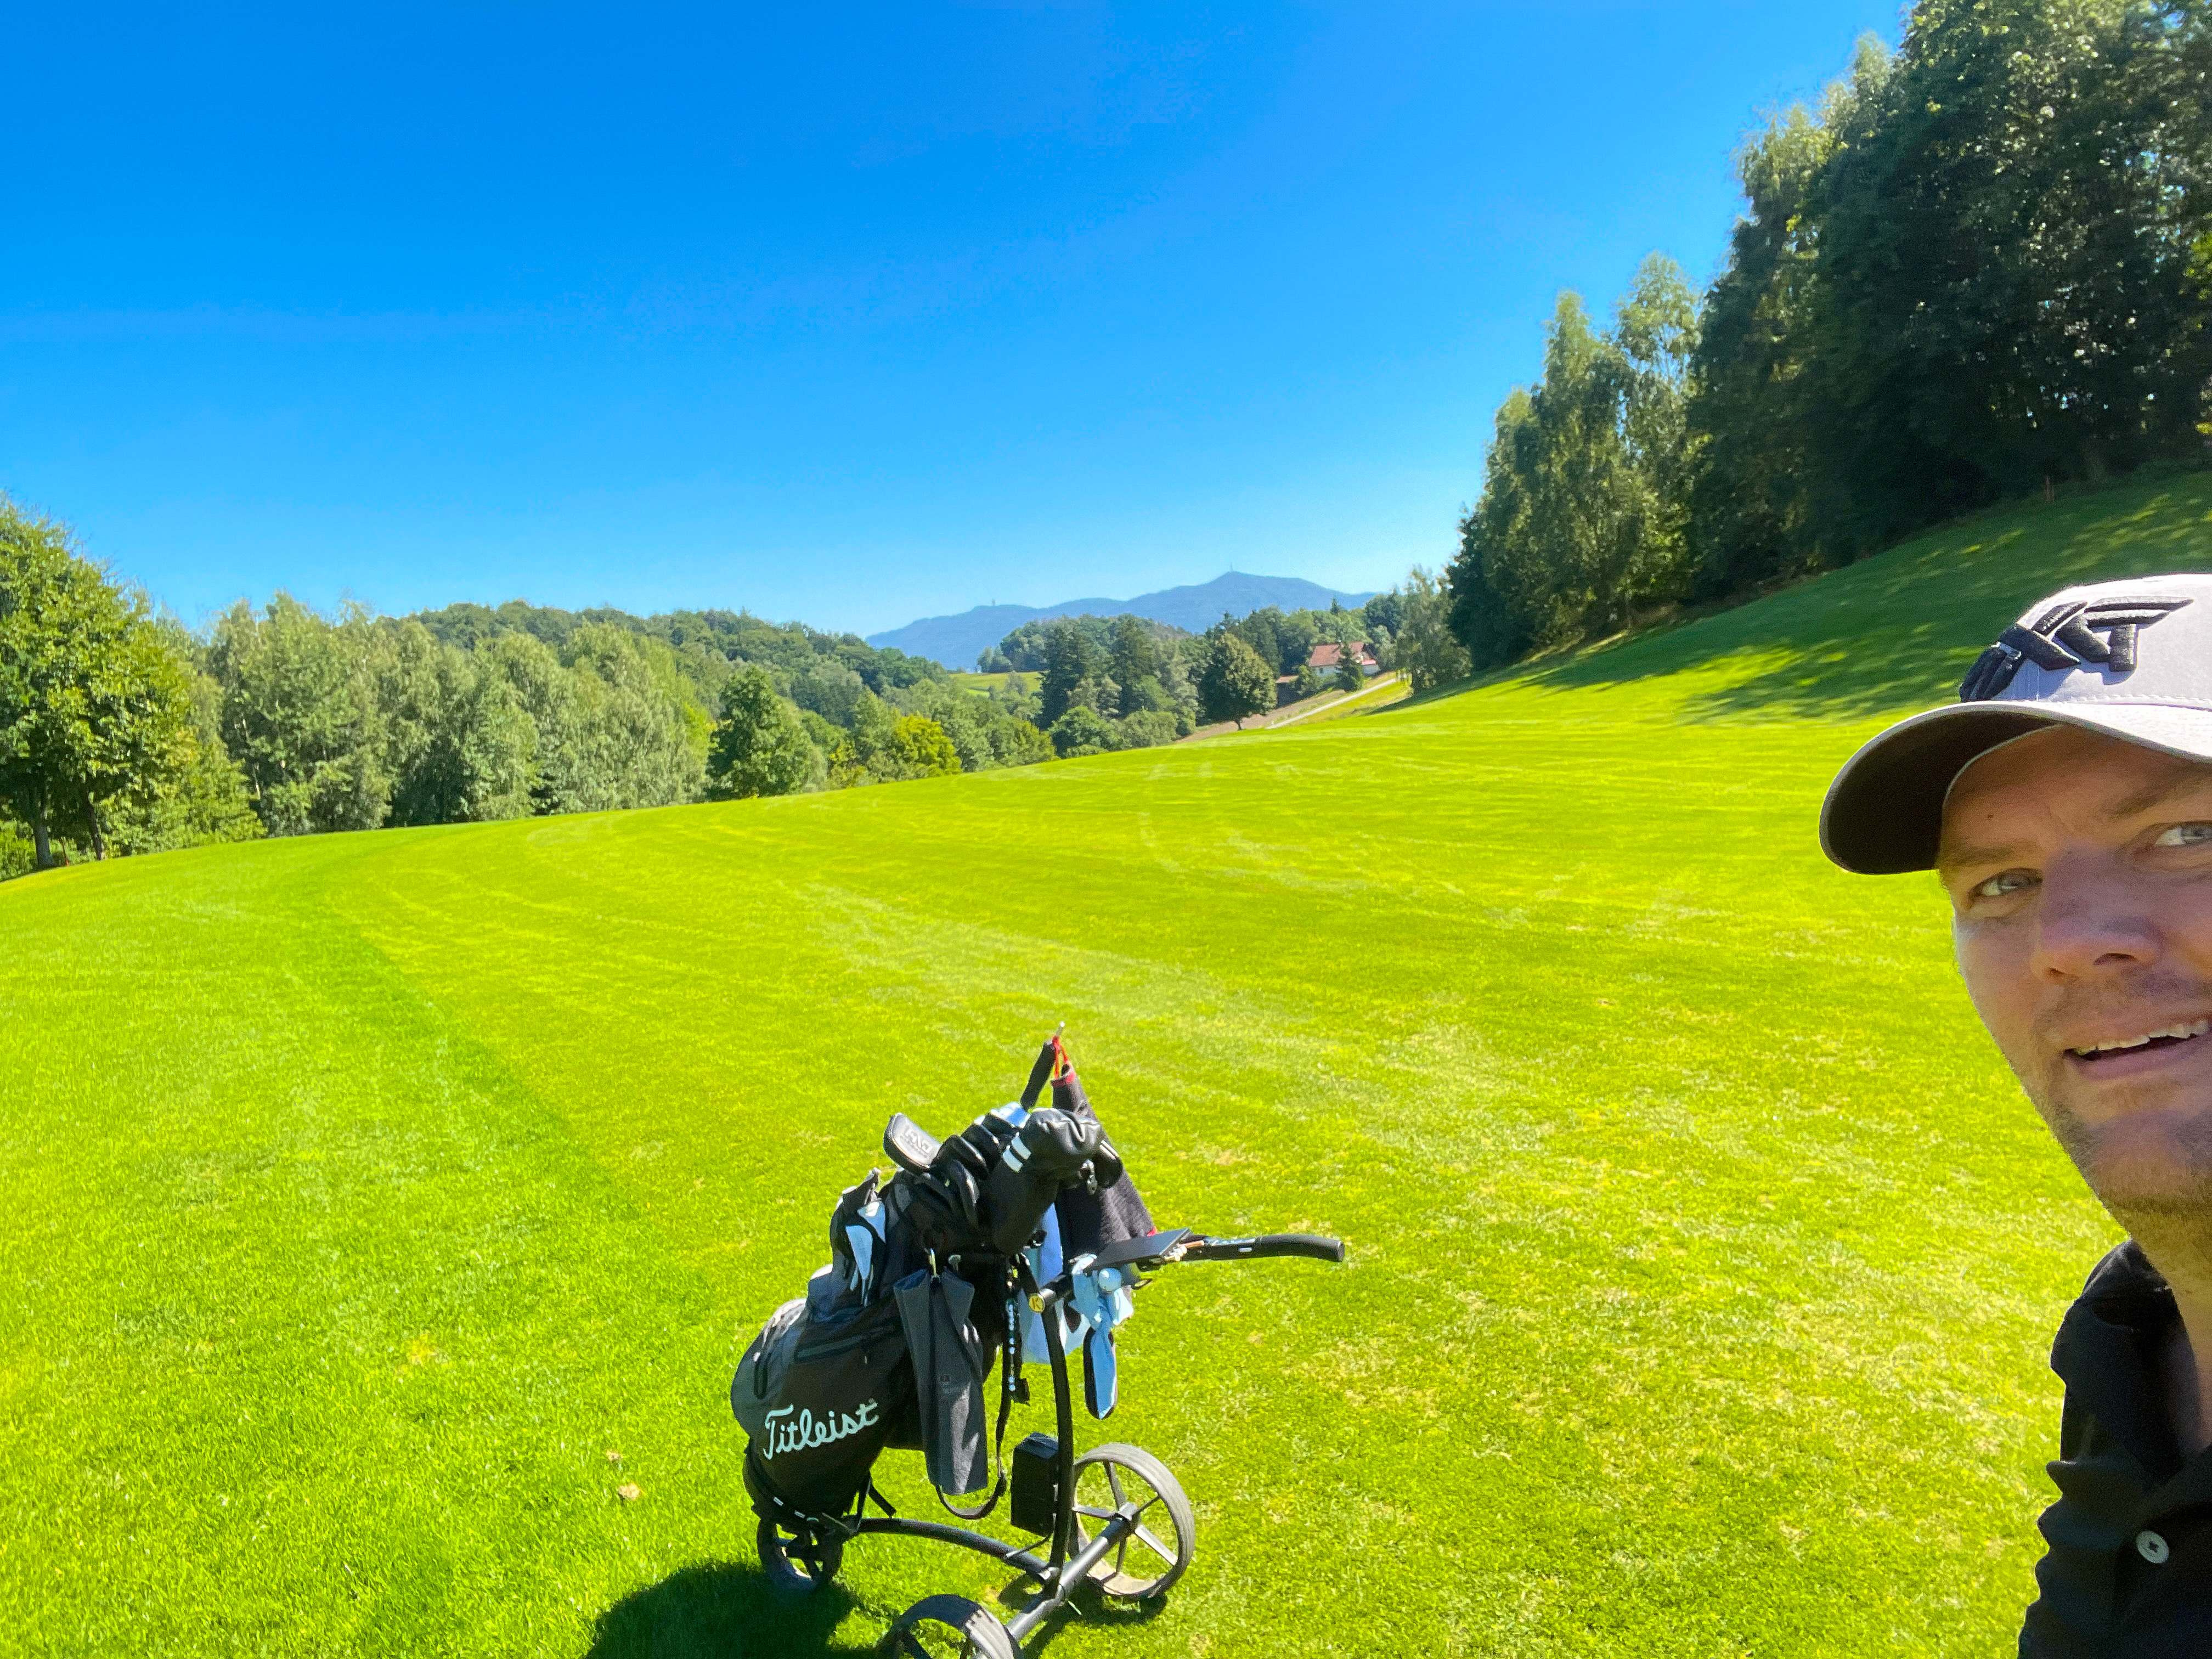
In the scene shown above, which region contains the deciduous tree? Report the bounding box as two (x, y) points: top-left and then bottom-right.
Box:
(887, 714), (960, 777)
(1397, 567), (1473, 693)
(1198, 633), (1276, 729)
(207, 595), (391, 835)
(707, 665), (822, 798)
(0, 500), (198, 867)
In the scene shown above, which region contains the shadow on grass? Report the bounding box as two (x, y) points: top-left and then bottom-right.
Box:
(987, 1570), (1173, 1655)
(584, 1559), (1173, 1658)
(587, 1561), (859, 1659)
(1508, 473), (2212, 724)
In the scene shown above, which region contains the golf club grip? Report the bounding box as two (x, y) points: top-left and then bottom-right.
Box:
(1183, 1232), (1346, 1263)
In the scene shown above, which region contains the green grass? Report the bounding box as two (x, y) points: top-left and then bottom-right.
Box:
(5, 471), (2211, 1656)
(950, 671), (1012, 695)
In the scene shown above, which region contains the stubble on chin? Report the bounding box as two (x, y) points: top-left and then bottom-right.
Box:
(2043, 1087), (2212, 1289)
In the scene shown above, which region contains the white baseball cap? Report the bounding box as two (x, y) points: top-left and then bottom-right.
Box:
(1822, 573), (2212, 874)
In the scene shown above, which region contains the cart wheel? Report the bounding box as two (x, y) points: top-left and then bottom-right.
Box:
(1068, 1443), (1196, 1601)
(876, 1594), (1019, 1658)
(756, 1514), (843, 1594)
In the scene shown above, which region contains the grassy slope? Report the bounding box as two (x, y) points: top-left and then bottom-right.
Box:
(5, 472), (2211, 1657)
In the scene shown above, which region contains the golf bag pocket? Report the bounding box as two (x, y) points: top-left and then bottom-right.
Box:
(731, 1286), (909, 1516)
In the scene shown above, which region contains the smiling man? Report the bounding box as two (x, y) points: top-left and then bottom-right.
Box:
(1824, 574), (2212, 1653)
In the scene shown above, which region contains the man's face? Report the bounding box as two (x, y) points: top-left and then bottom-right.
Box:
(1943, 725), (2212, 1212)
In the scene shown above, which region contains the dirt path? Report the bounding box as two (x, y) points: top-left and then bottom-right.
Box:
(1179, 671), (1406, 741)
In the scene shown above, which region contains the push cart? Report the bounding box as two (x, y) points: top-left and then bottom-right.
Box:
(747, 1223), (1346, 1657)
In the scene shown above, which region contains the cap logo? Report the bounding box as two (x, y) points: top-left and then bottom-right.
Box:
(1959, 595), (2192, 701)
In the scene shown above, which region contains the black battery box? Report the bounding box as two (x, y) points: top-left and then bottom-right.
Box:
(1010, 1432), (1062, 1536)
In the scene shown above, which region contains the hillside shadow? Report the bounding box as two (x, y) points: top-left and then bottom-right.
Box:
(1515, 475), (2212, 724)
(586, 1562), (860, 1659)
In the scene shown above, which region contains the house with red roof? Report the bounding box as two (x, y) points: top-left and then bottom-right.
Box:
(1307, 641), (1378, 677)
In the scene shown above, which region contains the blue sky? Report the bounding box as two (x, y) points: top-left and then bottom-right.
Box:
(2, 2), (1900, 636)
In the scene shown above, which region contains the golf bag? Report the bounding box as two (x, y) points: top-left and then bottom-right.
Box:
(734, 1034), (1154, 1524)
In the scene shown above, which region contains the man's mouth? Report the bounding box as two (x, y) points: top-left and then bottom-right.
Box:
(2069, 1018), (2212, 1062)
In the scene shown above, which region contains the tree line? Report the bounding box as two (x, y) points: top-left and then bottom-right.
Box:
(983, 584), (1463, 744)
(1448, 0), (2211, 672)
(0, 501), (1024, 876)
(0, 496), (1446, 877)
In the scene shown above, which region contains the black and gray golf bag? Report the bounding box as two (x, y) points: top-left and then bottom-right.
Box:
(733, 1032), (1153, 1528)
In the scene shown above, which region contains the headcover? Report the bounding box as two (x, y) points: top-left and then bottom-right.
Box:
(1821, 573), (2212, 873)
(889, 1105), (1117, 1261)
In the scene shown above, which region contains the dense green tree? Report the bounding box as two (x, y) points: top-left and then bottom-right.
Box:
(1685, 6), (2212, 589)
(989, 670), (1038, 722)
(1291, 663), (1323, 700)
(1332, 648), (1368, 696)
(1447, 268), (1698, 667)
(106, 639), (262, 856)
(990, 712), (1056, 767)
(377, 620), (534, 826)
(481, 631), (588, 814)
(1197, 633), (1276, 729)
(1684, 93), (1849, 594)
(560, 624), (706, 810)
(0, 501), (200, 866)
(791, 659), (867, 728)
(887, 714), (960, 778)
(1397, 567), (1474, 693)
(207, 595), (391, 835)
(1048, 704), (1116, 757)
(1229, 607), (1289, 675)
(706, 665), (821, 798)
(1358, 590), (1405, 637)
(1804, 2), (2210, 547)
(1112, 709), (1181, 750)
(0, 819), (31, 879)
(1271, 609), (1319, 676)
(1107, 614), (1159, 703)
(1039, 623), (1098, 726)
(1157, 651), (1199, 732)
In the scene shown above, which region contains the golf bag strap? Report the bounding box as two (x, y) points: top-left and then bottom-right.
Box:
(932, 1279), (1025, 1523)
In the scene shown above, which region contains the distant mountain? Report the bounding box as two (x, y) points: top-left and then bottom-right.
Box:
(869, 572), (1379, 670)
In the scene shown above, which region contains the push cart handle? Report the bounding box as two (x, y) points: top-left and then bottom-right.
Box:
(1067, 1227), (1348, 1274)
(1181, 1232), (1346, 1264)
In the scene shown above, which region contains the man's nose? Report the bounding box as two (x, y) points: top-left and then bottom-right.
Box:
(2035, 855), (2165, 980)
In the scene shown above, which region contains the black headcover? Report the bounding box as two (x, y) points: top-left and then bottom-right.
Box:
(1023, 1043), (1154, 1259)
(890, 1105), (1121, 1261)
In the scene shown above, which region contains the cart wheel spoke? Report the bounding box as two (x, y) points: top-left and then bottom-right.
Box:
(1131, 1522), (1173, 1564)
(1068, 1444), (1197, 1604)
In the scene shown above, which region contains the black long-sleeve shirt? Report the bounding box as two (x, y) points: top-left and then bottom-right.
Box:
(2023, 1240), (2212, 1654)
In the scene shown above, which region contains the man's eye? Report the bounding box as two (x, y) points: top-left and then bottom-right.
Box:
(2154, 823), (2212, 849)
(1972, 870), (2035, 900)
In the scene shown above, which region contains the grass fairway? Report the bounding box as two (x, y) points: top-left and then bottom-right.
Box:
(6, 472), (2212, 1656)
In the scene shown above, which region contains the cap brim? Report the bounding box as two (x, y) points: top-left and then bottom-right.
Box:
(1821, 701), (2212, 874)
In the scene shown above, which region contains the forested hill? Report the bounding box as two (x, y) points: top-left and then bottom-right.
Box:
(868, 571), (1376, 670)
(405, 599), (947, 717)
